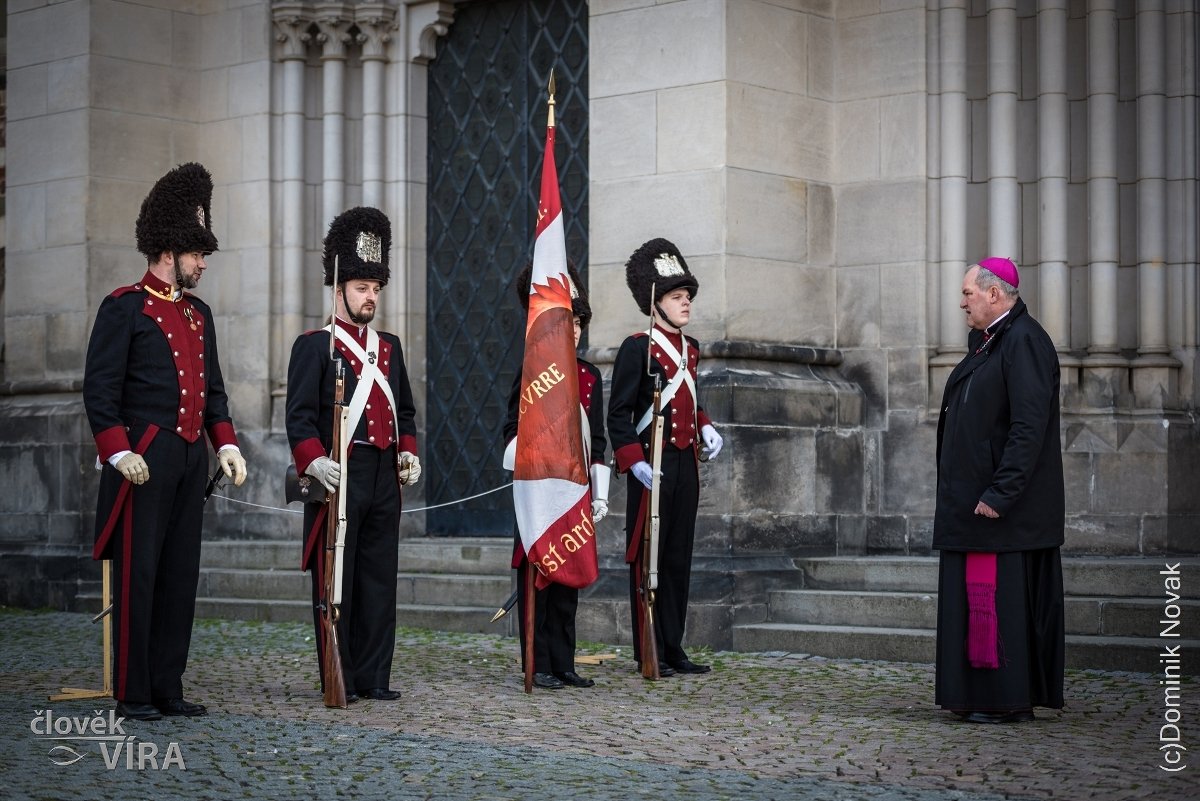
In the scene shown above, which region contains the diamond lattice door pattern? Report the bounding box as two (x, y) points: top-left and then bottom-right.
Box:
(425, 0), (589, 536)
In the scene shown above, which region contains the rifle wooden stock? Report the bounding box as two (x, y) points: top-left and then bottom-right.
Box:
(638, 382), (665, 680)
(320, 541), (347, 709)
(320, 357), (349, 709)
(638, 569), (658, 680)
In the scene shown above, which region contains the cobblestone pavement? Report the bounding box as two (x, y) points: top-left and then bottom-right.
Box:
(0, 609), (1194, 801)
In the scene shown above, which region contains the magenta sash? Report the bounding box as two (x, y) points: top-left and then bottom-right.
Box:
(965, 552), (1000, 669)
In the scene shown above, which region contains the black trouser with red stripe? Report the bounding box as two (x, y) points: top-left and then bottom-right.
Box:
(100, 430), (208, 704)
(625, 446), (700, 666)
(307, 444), (400, 694)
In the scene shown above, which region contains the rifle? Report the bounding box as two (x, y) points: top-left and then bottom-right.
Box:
(638, 284), (665, 680)
(490, 589), (518, 623)
(319, 256), (350, 709)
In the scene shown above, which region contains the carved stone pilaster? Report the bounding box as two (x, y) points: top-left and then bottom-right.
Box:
(355, 4), (399, 62)
(408, 1), (456, 65)
(314, 2), (353, 61)
(271, 2), (313, 61)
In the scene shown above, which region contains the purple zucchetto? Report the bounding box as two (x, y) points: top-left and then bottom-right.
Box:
(977, 257), (1019, 289)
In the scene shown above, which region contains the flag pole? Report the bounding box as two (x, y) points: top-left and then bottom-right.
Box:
(523, 68), (557, 696)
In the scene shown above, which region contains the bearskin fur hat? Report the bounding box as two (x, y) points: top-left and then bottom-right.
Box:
(625, 237), (698, 316)
(135, 162), (219, 259)
(322, 206), (391, 286)
(515, 260), (592, 327)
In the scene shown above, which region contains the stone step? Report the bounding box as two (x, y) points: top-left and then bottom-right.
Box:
(768, 589), (937, 630)
(197, 567), (309, 600)
(76, 594), (505, 636)
(200, 538), (513, 574)
(796, 557), (937, 593)
(734, 622), (936, 664)
(194, 567), (511, 609)
(794, 556), (1200, 597)
(201, 540), (297, 571)
(394, 538), (513, 575)
(1067, 596), (1200, 638)
(767, 590), (1200, 639)
(732, 622), (1199, 673)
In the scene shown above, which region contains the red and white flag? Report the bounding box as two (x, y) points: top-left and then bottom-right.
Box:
(512, 120), (597, 590)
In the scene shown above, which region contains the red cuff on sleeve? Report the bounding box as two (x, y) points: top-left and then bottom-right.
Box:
(396, 434), (418, 455)
(293, 438), (327, 476)
(614, 442), (646, 473)
(698, 410), (713, 430)
(207, 421), (239, 451)
(94, 426), (132, 462)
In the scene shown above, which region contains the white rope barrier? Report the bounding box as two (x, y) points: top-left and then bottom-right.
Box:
(208, 481), (514, 515)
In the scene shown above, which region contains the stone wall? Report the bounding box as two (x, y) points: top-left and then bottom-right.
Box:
(0, 0), (1197, 614)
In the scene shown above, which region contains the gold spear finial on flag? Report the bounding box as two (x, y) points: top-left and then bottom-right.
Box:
(547, 69), (556, 129)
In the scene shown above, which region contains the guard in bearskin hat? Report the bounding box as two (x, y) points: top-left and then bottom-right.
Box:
(501, 261), (609, 689)
(607, 237), (724, 677)
(83, 162), (248, 721)
(285, 206), (420, 704)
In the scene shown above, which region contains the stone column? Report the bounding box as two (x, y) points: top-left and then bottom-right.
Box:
(1132, 0), (1178, 408)
(315, 3), (352, 249)
(388, 1), (456, 536)
(925, 0), (942, 362)
(271, 6), (312, 389)
(1037, 0), (1071, 349)
(1168, 1), (1198, 366)
(1036, 0), (1081, 396)
(1083, 0), (1127, 408)
(1164, 0), (1196, 357)
(987, 0), (1020, 259)
(932, 0), (970, 390)
(356, 5), (397, 210)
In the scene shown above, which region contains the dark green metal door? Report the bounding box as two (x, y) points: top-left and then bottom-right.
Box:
(425, 0), (588, 536)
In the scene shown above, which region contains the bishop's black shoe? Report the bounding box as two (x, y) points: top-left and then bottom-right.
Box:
(154, 698), (208, 717)
(115, 701), (163, 721)
(554, 671), (595, 688)
(962, 709), (1035, 724)
(361, 688), (402, 701)
(668, 659), (711, 674)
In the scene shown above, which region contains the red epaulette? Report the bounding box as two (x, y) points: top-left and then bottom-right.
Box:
(632, 331), (649, 340)
(109, 284), (147, 299)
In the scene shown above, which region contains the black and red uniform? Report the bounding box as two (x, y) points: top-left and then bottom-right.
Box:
(608, 323), (712, 667)
(285, 317), (417, 694)
(84, 270), (238, 705)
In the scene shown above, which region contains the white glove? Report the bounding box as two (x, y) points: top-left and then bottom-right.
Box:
(630, 461), (656, 490)
(700, 424), (723, 461)
(398, 451), (422, 486)
(217, 447), (247, 487)
(305, 456), (341, 493)
(115, 453), (150, 485)
(591, 499), (609, 523)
